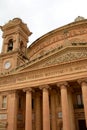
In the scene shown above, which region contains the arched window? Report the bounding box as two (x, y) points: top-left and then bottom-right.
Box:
(20, 41), (24, 50)
(7, 39), (13, 52)
(20, 41), (25, 53)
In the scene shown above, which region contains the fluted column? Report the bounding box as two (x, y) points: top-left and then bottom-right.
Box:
(80, 80), (87, 127)
(35, 92), (42, 130)
(25, 88), (32, 130)
(7, 91), (18, 130)
(58, 82), (71, 130)
(42, 85), (50, 130)
(50, 89), (57, 130)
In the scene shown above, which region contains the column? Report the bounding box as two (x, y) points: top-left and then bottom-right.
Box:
(35, 92), (42, 130)
(68, 89), (76, 130)
(50, 89), (57, 130)
(80, 81), (87, 127)
(59, 83), (71, 130)
(7, 91), (18, 130)
(42, 85), (50, 130)
(25, 88), (32, 130)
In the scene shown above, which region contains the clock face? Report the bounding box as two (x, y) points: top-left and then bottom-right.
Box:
(4, 61), (11, 69)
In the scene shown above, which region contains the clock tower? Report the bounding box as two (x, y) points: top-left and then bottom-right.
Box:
(0, 18), (32, 73)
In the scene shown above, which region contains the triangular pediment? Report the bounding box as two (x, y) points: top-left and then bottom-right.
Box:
(17, 44), (87, 72)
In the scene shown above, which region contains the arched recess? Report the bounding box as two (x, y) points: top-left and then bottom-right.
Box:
(7, 39), (13, 52)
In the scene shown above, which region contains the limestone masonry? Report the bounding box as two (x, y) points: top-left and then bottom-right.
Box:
(0, 16), (87, 130)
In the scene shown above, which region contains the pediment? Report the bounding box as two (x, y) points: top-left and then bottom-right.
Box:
(17, 45), (87, 72)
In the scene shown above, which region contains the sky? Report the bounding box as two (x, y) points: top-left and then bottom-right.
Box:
(0, 0), (87, 52)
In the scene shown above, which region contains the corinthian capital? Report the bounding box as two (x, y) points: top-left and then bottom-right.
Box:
(23, 87), (34, 93)
(57, 81), (68, 88)
(77, 78), (87, 85)
(39, 84), (50, 91)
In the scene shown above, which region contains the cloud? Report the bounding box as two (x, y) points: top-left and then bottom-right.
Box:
(0, 0), (87, 51)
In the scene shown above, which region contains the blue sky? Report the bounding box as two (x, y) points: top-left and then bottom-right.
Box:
(0, 0), (87, 52)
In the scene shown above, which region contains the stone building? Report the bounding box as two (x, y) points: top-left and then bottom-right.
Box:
(0, 16), (87, 130)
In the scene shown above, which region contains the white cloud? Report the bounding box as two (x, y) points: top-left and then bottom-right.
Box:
(0, 0), (87, 51)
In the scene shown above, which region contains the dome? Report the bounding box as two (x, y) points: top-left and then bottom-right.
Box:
(74, 16), (85, 22)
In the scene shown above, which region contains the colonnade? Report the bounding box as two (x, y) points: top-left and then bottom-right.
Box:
(7, 79), (87, 130)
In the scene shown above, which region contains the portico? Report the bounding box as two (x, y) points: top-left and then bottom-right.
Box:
(4, 79), (86, 130)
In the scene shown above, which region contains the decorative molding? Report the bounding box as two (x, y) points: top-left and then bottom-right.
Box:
(39, 84), (50, 91)
(29, 25), (87, 58)
(38, 49), (87, 68)
(57, 82), (68, 88)
(0, 58), (87, 88)
(15, 45), (87, 72)
(77, 78), (87, 85)
(23, 87), (34, 93)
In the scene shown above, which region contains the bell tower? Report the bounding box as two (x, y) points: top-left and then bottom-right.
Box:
(0, 18), (32, 73)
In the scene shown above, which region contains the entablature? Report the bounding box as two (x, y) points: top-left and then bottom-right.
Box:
(0, 57), (87, 92)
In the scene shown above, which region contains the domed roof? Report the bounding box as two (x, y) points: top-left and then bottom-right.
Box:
(27, 16), (87, 60)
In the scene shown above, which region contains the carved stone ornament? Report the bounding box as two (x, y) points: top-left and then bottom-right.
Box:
(23, 88), (34, 93)
(57, 81), (68, 88)
(39, 84), (50, 90)
(77, 78), (87, 85)
(38, 48), (87, 68)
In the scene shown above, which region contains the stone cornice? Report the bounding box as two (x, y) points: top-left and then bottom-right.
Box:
(1, 52), (87, 77)
(0, 49), (19, 58)
(1, 18), (31, 34)
(0, 58), (87, 92)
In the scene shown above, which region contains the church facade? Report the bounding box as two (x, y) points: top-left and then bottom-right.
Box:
(0, 17), (87, 130)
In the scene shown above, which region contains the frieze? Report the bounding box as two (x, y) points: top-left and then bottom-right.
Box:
(43, 64), (87, 78)
(16, 74), (26, 81)
(0, 60), (87, 87)
(0, 77), (16, 85)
